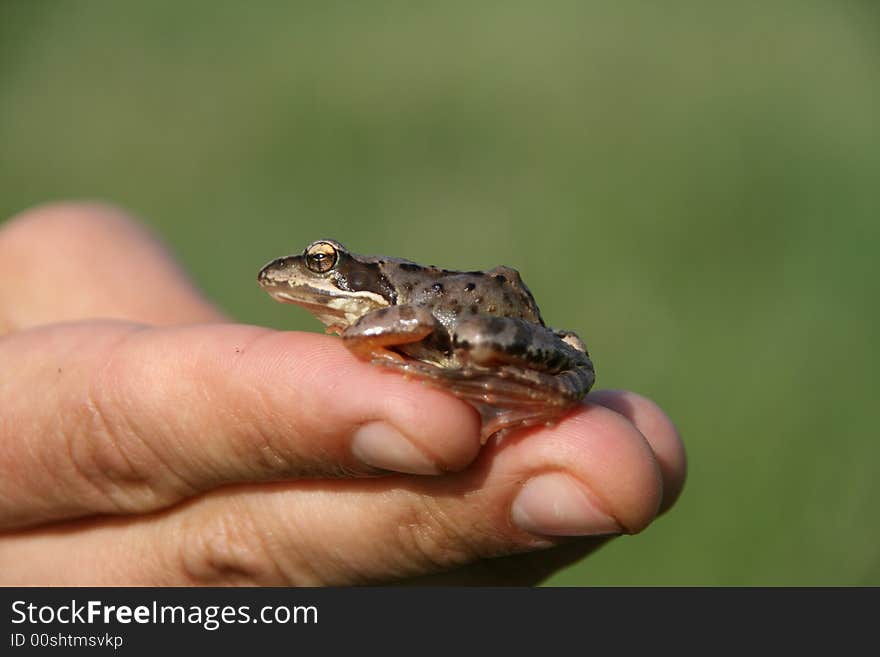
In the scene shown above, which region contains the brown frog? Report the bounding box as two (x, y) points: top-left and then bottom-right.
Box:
(258, 239), (595, 441)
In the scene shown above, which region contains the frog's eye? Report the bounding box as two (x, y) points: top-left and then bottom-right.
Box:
(305, 241), (338, 273)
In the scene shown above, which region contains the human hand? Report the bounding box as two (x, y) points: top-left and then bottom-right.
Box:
(0, 202), (686, 585)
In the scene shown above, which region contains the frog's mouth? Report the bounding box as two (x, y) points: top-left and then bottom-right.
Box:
(264, 284), (389, 329)
(268, 287), (336, 308)
(266, 286), (348, 324)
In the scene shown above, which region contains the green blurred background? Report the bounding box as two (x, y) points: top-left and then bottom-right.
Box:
(1, 1), (877, 585)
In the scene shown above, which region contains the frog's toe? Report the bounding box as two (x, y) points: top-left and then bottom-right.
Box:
(473, 403), (569, 443)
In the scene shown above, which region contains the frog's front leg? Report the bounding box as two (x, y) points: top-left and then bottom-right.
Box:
(342, 305), (440, 362)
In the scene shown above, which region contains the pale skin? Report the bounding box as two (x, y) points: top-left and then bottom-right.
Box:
(0, 202), (686, 585)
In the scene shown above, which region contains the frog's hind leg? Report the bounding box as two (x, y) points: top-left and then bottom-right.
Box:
(470, 401), (570, 443)
(440, 367), (579, 442)
(373, 359), (581, 443)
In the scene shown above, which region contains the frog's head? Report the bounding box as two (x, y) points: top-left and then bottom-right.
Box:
(258, 239), (396, 331)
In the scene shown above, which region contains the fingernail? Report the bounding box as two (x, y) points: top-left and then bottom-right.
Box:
(352, 421), (441, 475)
(511, 472), (622, 536)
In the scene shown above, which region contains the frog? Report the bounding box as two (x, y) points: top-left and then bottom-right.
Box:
(257, 239), (595, 442)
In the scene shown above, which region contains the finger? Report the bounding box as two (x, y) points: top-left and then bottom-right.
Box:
(397, 390), (686, 585)
(0, 322), (481, 530)
(405, 391), (688, 584)
(0, 401), (663, 585)
(0, 201), (224, 331)
(396, 539), (610, 585)
(588, 389), (687, 514)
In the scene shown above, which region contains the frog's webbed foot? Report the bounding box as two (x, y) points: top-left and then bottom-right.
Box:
(372, 358), (589, 443)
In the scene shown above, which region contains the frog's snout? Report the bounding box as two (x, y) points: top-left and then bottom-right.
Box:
(257, 257), (289, 285)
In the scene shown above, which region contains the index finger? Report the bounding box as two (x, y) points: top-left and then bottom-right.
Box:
(0, 323), (481, 530)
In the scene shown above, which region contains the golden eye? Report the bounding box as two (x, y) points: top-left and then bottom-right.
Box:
(305, 241), (338, 273)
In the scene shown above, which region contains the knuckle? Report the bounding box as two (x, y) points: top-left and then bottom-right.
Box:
(228, 392), (309, 480)
(175, 500), (285, 586)
(394, 497), (494, 573)
(64, 383), (173, 513)
(60, 340), (192, 514)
